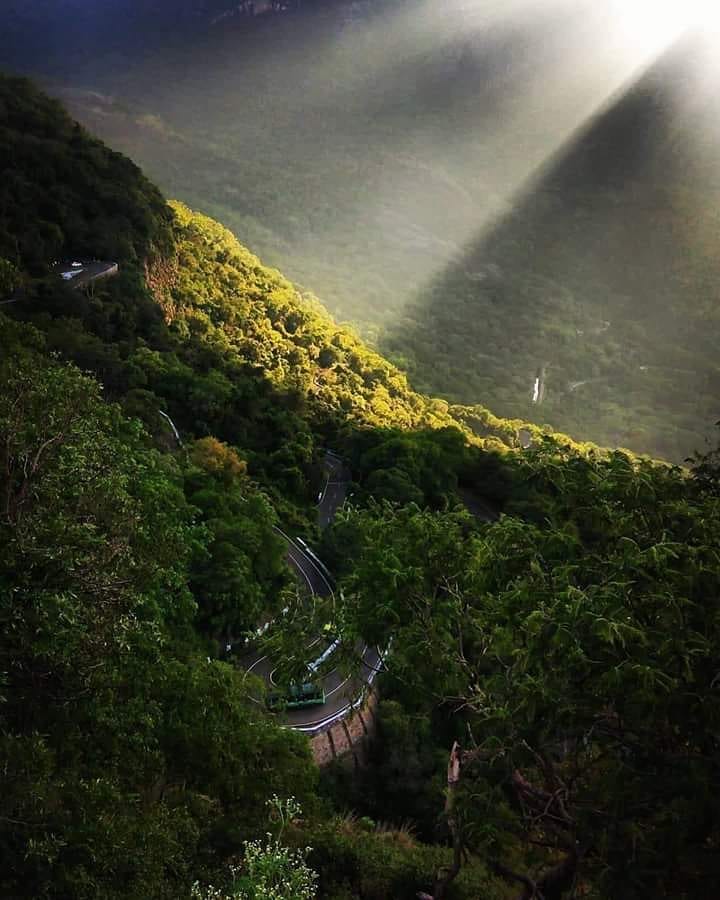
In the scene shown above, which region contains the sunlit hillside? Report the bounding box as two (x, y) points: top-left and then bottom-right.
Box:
(4, 1), (718, 460)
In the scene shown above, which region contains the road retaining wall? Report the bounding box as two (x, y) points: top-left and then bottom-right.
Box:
(310, 690), (378, 768)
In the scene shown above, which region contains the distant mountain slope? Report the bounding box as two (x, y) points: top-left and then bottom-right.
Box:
(13, 11), (717, 461)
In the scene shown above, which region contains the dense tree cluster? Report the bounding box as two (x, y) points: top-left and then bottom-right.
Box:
(308, 445), (720, 898)
(0, 316), (317, 898)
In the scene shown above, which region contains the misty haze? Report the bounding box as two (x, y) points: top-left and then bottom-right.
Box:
(3, 0), (720, 459)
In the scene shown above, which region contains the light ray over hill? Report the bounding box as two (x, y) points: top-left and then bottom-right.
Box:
(323, 0), (706, 278)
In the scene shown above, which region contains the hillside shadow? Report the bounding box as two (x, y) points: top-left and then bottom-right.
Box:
(379, 34), (720, 460)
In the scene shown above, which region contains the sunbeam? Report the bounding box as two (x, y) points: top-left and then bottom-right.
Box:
(349, 0), (704, 271)
(616, 0), (720, 51)
(17, 0), (720, 459)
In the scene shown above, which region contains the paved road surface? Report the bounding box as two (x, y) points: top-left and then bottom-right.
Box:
(243, 453), (382, 734)
(317, 451), (350, 528)
(53, 260), (118, 289)
(1, 261), (118, 306)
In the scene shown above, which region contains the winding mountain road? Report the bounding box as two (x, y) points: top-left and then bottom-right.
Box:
(1, 260), (118, 306)
(317, 449), (349, 529)
(244, 452), (383, 735)
(53, 260), (118, 288)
